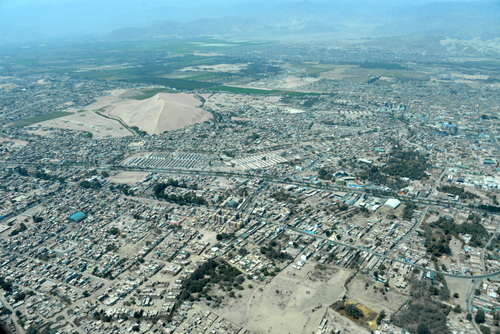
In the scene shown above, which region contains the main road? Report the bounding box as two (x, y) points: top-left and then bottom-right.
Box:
(0, 161), (496, 216)
(1, 160), (500, 281)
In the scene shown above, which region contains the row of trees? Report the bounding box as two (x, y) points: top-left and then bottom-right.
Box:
(430, 216), (488, 248)
(153, 182), (207, 205)
(332, 301), (364, 320)
(382, 148), (428, 180)
(14, 166), (65, 183)
(79, 180), (102, 189)
(357, 166), (408, 190)
(318, 167), (335, 181)
(392, 279), (451, 334)
(439, 185), (479, 200)
(177, 259), (244, 304)
(270, 190), (302, 205)
(155, 178), (198, 190)
(0, 276), (13, 292)
(10, 222), (27, 236)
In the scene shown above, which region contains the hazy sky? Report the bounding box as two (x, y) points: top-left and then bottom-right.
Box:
(0, 0), (497, 43)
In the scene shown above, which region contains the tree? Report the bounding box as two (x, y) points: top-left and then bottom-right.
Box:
(417, 323), (431, 334)
(377, 310), (386, 325)
(480, 325), (491, 334)
(0, 308), (12, 315)
(108, 227), (120, 235)
(345, 304), (364, 319)
(476, 309), (486, 324)
(32, 216), (43, 223)
(440, 285), (450, 300)
(26, 327), (38, 334)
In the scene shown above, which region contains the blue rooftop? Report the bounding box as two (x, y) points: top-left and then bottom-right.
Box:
(70, 212), (86, 222)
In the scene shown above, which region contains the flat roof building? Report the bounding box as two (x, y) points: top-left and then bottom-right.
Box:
(384, 198), (401, 210)
(70, 211), (86, 223)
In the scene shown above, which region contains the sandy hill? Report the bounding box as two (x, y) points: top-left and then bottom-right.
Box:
(109, 93), (212, 134)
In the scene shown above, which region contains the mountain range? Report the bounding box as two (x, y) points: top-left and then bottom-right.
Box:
(104, 1), (500, 56)
(1, 0), (499, 56)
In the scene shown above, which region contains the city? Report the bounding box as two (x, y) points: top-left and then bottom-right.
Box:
(0, 18), (499, 334)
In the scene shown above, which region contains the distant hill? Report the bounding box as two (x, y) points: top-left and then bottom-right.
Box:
(362, 35), (500, 57)
(374, 1), (500, 39)
(103, 1), (500, 56)
(2, 0), (497, 57)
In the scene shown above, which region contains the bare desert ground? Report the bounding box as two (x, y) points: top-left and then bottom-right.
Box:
(30, 110), (133, 139)
(26, 89), (213, 137)
(108, 93), (212, 134)
(347, 274), (407, 315)
(214, 261), (369, 333)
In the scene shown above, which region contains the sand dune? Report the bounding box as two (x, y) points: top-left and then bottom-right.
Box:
(109, 93), (212, 134)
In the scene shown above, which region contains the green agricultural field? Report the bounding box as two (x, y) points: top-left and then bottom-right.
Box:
(459, 60), (500, 70)
(299, 65), (331, 76)
(210, 85), (320, 96)
(181, 72), (232, 81)
(125, 77), (218, 90)
(13, 112), (73, 127)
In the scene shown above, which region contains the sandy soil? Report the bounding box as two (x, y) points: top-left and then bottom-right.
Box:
(280, 76), (319, 89)
(215, 261), (358, 333)
(30, 110), (133, 139)
(0, 83), (18, 90)
(204, 92), (281, 111)
(446, 277), (471, 310)
(347, 274), (407, 315)
(0, 137), (29, 146)
(30, 89), (213, 137)
(109, 93), (212, 134)
(107, 172), (149, 185)
(320, 65), (359, 80)
(179, 63), (248, 72)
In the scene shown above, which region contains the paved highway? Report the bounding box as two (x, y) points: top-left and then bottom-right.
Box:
(1, 161), (496, 215)
(2, 161), (500, 280)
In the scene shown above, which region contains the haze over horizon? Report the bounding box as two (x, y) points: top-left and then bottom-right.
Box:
(0, 0), (498, 44)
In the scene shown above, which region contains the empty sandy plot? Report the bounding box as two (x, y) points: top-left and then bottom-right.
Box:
(30, 110), (133, 139)
(30, 89), (213, 137)
(0, 137), (29, 147)
(109, 93), (212, 134)
(216, 262), (355, 333)
(347, 274), (407, 316)
(0, 83), (18, 90)
(107, 171), (149, 185)
(180, 63), (248, 72)
(320, 65), (358, 80)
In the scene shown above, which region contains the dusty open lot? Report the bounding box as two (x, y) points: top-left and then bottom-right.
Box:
(29, 110), (133, 139)
(107, 171), (149, 185)
(179, 63), (249, 73)
(319, 65), (359, 80)
(347, 273), (407, 315)
(213, 261), (367, 333)
(0, 137), (29, 147)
